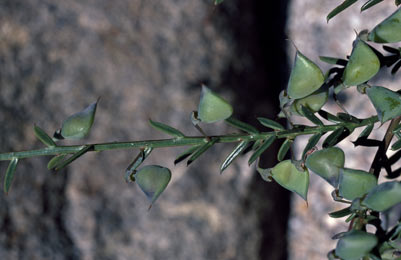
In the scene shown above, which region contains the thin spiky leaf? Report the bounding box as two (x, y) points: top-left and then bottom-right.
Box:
(149, 119), (185, 138)
(248, 136), (276, 165)
(257, 117), (285, 131)
(327, 0), (358, 22)
(328, 206), (352, 218)
(358, 124), (374, 139)
(361, 0), (384, 12)
(220, 141), (249, 173)
(302, 133), (323, 159)
(301, 106), (323, 126)
(323, 127), (346, 148)
(54, 145), (93, 171)
(4, 158), (18, 194)
(47, 155), (67, 170)
(318, 110), (342, 123)
(187, 138), (218, 166)
(225, 117), (259, 134)
(34, 125), (57, 147)
(174, 146), (200, 165)
(277, 139), (292, 161)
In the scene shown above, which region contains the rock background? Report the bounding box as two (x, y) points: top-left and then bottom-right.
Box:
(287, 1), (401, 259)
(0, 0), (290, 260)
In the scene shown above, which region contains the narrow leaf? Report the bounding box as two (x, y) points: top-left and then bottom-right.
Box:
(4, 158), (18, 194)
(358, 124), (374, 139)
(318, 110), (342, 123)
(301, 106), (323, 126)
(329, 206), (352, 218)
(149, 119), (185, 138)
(54, 145), (93, 170)
(257, 117), (285, 131)
(34, 125), (57, 147)
(277, 139), (293, 161)
(225, 117), (259, 134)
(187, 138), (218, 166)
(392, 139), (401, 150)
(319, 56), (347, 66)
(174, 146), (200, 165)
(337, 113), (361, 123)
(391, 60), (401, 75)
(47, 154), (66, 170)
(125, 147), (153, 182)
(248, 136), (276, 165)
(327, 0), (358, 22)
(323, 127), (346, 148)
(361, 0), (384, 12)
(394, 124), (401, 133)
(220, 141), (249, 173)
(302, 133), (323, 159)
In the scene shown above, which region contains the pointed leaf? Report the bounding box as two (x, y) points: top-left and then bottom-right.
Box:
(47, 155), (67, 170)
(287, 51), (324, 99)
(277, 139), (292, 161)
(248, 136), (276, 165)
(343, 39), (380, 86)
(187, 138), (218, 165)
(368, 7), (401, 43)
(363, 181), (401, 211)
(34, 125), (56, 147)
(4, 158), (18, 194)
(305, 147), (345, 187)
(220, 141), (249, 173)
(257, 117), (285, 131)
(174, 145), (200, 165)
(225, 117), (259, 134)
(361, 0), (384, 12)
(135, 165), (171, 207)
(59, 99), (98, 139)
(318, 110), (342, 123)
(197, 85), (233, 123)
(271, 160), (309, 201)
(54, 145), (93, 170)
(328, 206), (352, 218)
(302, 133), (323, 159)
(301, 106), (323, 126)
(338, 168), (377, 200)
(148, 119), (185, 138)
(323, 127), (346, 148)
(358, 124), (374, 139)
(392, 138), (401, 150)
(327, 0), (358, 22)
(337, 113), (361, 123)
(367, 86), (401, 123)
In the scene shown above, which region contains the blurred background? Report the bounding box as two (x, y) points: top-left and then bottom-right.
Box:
(0, 0), (398, 259)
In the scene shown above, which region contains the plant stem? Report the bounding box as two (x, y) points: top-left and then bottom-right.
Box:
(0, 116), (378, 161)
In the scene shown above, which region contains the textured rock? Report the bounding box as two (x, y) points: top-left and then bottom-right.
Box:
(0, 0), (290, 259)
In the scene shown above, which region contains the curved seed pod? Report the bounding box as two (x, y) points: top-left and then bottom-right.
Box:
(135, 165), (171, 208)
(335, 230), (378, 260)
(368, 7), (401, 43)
(292, 89), (328, 116)
(367, 86), (401, 123)
(58, 100), (98, 139)
(287, 51), (324, 99)
(343, 39), (380, 86)
(197, 85), (233, 123)
(305, 147), (345, 187)
(271, 160), (309, 201)
(338, 168), (377, 200)
(363, 181), (401, 211)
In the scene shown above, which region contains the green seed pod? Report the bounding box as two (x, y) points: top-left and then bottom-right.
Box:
(271, 160), (309, 201)
(335, 230), (378, 260)
(305, 147), (345, 187)
(58, 100), (98, 139)
(287, 51), (324, 99)
(292, 89), (328, 116)
(197, 85), (233, 123)
(343, 39), (380, 86)
(368, 7), (401, 43)
(338, 168), (377, 200)
(135, 165), (171, 207)
(363, 181), (401, 211)
(367, 86), (401, 123)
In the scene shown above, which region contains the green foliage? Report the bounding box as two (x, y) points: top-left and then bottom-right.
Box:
(1, 1), (401, 258)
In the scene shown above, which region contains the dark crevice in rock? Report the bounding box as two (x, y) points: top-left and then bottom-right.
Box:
(217, 0), (290, 259)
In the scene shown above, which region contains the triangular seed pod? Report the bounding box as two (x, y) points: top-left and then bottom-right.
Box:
(197, 85), (233, 123)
